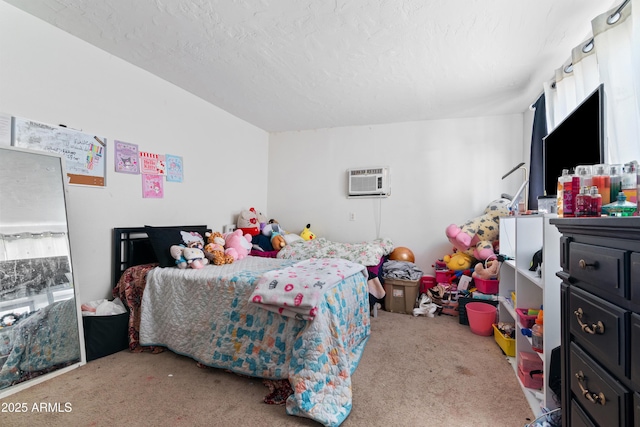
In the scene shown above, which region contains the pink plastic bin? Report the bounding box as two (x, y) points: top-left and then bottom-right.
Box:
(466, 302), (497, 336)
(420, 276), (436, 294)
(474, 278), (499, 294)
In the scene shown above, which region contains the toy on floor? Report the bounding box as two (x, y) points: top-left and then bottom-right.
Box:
(443, 251), (474, 271)
(389, 246), (415, 263)
(445, 198), (510, 260)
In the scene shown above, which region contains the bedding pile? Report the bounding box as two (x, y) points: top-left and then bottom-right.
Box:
(277, 237), (394, 266)
(249, 258), (367, 320)
(138, 256), (370, 426)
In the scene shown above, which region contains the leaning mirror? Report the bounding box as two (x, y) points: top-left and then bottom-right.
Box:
(0, 145), (83, 397)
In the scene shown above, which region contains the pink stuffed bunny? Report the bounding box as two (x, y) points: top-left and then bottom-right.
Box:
(224, 229), (252, 260)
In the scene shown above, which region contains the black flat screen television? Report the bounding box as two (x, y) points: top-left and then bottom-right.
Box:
(542, 83), (605, 196)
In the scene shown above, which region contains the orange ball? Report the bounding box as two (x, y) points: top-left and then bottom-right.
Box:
(389, 247), (415, 263)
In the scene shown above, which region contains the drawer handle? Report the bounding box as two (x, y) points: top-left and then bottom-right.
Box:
(578, 259), (598, 270)
(574, 308), (605, 335)
(575, 371), (607, 406)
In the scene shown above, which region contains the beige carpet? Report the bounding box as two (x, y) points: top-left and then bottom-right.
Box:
(1, 311), (535, 427)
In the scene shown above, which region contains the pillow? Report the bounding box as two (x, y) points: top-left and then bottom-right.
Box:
(145, 225), (209, 268)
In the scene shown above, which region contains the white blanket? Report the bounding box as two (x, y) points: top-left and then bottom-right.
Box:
(250, 258), (367, 320)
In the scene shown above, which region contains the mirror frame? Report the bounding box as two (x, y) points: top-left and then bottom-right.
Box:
(0, 145), (85, 399)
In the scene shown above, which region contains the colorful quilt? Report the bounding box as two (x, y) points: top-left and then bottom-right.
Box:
(139, 256), (370, 426)
(0, 298), (80, 389)
(277, 237), (394, 266)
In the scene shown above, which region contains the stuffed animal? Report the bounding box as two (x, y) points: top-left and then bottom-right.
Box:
(443, 252), (475, 271)
(183, 247), (208, 269)
(261, 222), (287, 250)
(300, 224), (316, 241)
(445, 198), (510, 260)
(170, 244), (209, 269)
(237, 207), (267, 236)
(204, 231), (234, 265)
(224, 229), (253, 260)
(181, 230), (205, 249)
(472, 259), (500, 280)
(271, 231), (286, 250)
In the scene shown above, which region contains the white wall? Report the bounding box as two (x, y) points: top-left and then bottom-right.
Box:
(0, 3), (270, 303)
(268, 116), (526, 276)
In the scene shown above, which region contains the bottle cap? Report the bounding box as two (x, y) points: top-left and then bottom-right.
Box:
(590, 186), (599, 195)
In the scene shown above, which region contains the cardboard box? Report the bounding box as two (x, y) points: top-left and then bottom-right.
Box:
(384, 278), (419, 314)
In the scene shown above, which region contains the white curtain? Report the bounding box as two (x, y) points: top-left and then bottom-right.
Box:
(544, 0), (640, 165)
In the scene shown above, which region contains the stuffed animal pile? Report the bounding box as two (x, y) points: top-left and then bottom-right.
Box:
(445, 198), (510, 261)
(204, 231), (235, 265)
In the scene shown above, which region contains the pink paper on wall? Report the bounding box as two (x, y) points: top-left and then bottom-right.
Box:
(142, 174), (164, 198)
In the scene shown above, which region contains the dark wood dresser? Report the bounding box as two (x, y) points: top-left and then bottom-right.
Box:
(550, 217), (640, 427)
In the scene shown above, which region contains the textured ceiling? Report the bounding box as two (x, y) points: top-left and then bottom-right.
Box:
(4, 0), (616, 132)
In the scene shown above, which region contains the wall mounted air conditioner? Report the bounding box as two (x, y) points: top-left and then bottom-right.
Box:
(347, 167), (390, 198)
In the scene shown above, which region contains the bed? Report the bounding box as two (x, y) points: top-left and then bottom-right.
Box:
(112, 226), (392, 426)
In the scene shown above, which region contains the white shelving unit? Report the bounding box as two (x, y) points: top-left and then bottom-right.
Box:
(497, 214), (561, 417)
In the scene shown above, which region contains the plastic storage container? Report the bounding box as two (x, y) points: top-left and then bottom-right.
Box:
(419, 275), (436, 294)
(458, 297), (499, 325)
(516, 308), (538, 329)
(383, 278), (419, 314)
(466, 302), (497, 336)
(493, 324), (516, 357)
(474, 278), (499, 294)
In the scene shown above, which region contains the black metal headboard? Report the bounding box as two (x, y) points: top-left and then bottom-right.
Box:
(112, 227), (155, 287)
(112, 226), (208, 287)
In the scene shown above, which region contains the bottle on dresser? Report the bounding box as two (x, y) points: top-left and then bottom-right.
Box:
(556, 169), (570, 217)
(589, 186), (602, 217)
(563, 169), (580, 217)
(609, 164), (623, 203)
(622, 161), (638, 215)
(575, 186), (591, 217)
(591, 164), (610, 211)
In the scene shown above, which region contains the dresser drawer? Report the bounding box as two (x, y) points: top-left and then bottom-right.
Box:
(570, 342), (631, 427)
(571, 399), (597, 427)
(631, 253), (640, 307)
(570, 242), (627, 300)
(569, 286), (628, 379)
(632, 313), (640, 389)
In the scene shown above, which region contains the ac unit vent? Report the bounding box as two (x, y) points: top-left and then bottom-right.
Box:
(347, 167), (390, 198)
